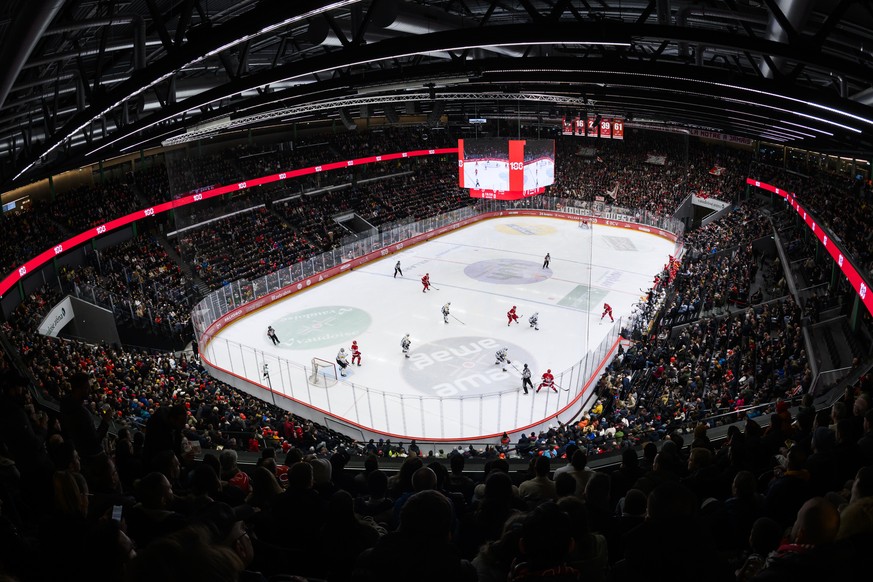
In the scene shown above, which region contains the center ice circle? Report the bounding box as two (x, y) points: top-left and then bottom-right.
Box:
(402, 336), (536, 397)
(464, 259), (552, 285)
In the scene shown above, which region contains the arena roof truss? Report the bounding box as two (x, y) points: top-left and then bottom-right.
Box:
(0, 0), (871, 189)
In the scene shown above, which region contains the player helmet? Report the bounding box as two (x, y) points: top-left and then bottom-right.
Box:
(547, 369), (551, 373)
(512, 306), (516, 309)
(340, 348), (345, 353)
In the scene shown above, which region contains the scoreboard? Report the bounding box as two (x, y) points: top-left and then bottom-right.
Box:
(562, 116), (624, 140)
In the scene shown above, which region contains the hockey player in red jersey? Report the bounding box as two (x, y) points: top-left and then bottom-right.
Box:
(507, 305), (520, 326)
(351, 341), (362, 366)
(421, 273), (431, 293)
(601, 303), (614, 322)
(537, 369), (556, 393)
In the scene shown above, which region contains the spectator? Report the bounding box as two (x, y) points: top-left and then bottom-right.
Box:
(354, 489), (477, 582)
(510, 501), (580, 581)
(518, 456), (557, 508)
(59, 372), (110, 459)
(751, 497), (841, 581)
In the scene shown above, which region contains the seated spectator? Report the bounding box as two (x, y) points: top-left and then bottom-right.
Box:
(318, 490), (382, 580)
(510, 501), (580, 581)
(518, 456), (557, 508)
(126, 524), (244, 582)
(764, 445), (812, 528)
(219, 449), (251, 499)
(751, 497), (841, 581)
(472, 513), (526, 582)
(353, 489), (477, 582)
(354, 468), (395, 529)
(617, 482), (731, 581)
(734, 517), (782, 582)
(558, 496), (608, 582)
(195, 501), (263, 581)
(125, 471), (188, 548)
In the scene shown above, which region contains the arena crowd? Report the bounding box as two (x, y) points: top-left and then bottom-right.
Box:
(0, 125), (870, 581)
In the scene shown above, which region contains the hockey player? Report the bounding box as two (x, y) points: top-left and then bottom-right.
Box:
(441, 302), (451, 323)
(601, 303), (614, 323)
(336, 348), (349, 377)
(521, 364), (533, 394)
(401, 334), (411, 358)
(351, 341), (362, 366)
(494, 347), (511, 371)
(537, 369), (557, 393)
(543, 253), (551, 269)
(507, 305), (520, 326)
(267, 325), (280, 345)
(394, 261), (403, 278)
(421, 273), (431, 293)
(529, 312), (539, 331)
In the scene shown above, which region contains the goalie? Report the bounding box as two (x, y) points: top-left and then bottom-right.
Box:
(336, 348), (349, 377)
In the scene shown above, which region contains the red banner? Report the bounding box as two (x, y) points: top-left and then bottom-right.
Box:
(612, 119), (624, 140)
(0, 147), (458, 298)
(599, 118), (612, 139)
(746, 177), (873, 318)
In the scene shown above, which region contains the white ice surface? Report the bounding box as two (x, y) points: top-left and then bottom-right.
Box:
(204, 216), (675, 440)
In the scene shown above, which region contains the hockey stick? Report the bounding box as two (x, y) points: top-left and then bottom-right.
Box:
(451, 313), (466, 325)
(555, 383), (570, 392)
(508, 362), (522, 374)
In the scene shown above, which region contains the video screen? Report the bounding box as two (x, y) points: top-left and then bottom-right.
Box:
(522, 139), (555, 191)
(459, 139), (510, 190)
(458, 139), (554, 192)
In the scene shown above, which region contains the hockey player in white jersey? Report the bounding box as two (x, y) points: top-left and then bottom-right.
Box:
(441, 302), (451, 323)
(336, 348), (349, 377)
(529, 312), (539, 331)
(401, 334), (411, 358)
(494, 347), (511, 371)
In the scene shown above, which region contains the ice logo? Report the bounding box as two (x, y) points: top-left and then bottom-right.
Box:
(861, 283), (867, 300)
(403, 337), (535, 397)
(465, 259), (552, 285)
(273, 306), (371, 349)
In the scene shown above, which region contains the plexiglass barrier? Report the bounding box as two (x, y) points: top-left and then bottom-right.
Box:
(192, 197), (683, 438)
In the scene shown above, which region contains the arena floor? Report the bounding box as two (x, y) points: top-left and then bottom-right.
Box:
(202, 216), (677, 440)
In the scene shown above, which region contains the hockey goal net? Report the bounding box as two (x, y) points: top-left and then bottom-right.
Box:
(309, 357), (339, 387)
(578, 219), (591, 229)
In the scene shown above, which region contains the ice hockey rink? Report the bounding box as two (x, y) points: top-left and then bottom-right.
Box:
(201, 216), (678, 441)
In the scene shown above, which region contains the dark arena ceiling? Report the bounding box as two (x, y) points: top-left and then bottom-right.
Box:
(1, 0), (872, 189)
